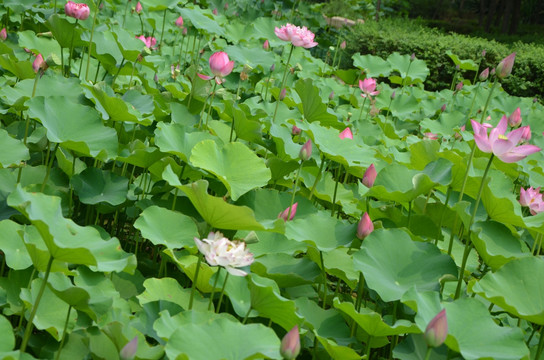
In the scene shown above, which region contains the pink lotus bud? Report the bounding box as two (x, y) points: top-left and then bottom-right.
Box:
(362, 164), (376, 188)
(520, 126), (531, 143)
(32, 54), (47, 73)
(329, 91), (334, 100)
(280, 325), (301, 360)
(490, 68), (495, 76)
(154, 73), (158, 82)
(496, 52), (515, 79)
(175, 16), (184, 28)
(299, 140), (312, 161)
(424, 132), (439, 140)
(507, 107), (521, 128)
(454, 125), (466, 140)
(339, 127), (353, 140)
(182, 27), (188, 35)
(120, 337), (138, 360)
(440, 104), (446, 112)
(278, 203), (298, 222)
(479, 67), (489, 81)
(481, 50), (487, 57)
(209, 51), (234, 79)
(270, 63), (275, 72)
(263, 39), (270, 51)
(135, 1), (142, 14)
(65, 1), (90, 20)
(425, 309), (448, 348)
(212, 8), (218, 15)
(410, 53), (415, 61)
(340, 40), (346, 49)
(292, 125), (301, 135)
(455, 64), (460, 71)
(0, 28), (6, 41)
(455, 81), (463, 91)
(279, 88), (287, 100)
(356, 212), (374, 240)
(391, 91), (396, 100)
(224, 3), (229, 10)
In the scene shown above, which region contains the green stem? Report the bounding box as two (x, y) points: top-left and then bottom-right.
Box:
(111, 58), (126, 87)
(287, 162), (303, 219)
(454, 154), (494, 299)
(84, 0), (101, 81)
(263, 71), (272, 102)
(122, 0), (130, 27)
(188, 254), (202, 310)
(208, 267), (221, 311)
(17, 73), (40, 183)
(320, 251), (327, 309)
(20, 256), (54, 353)
(67, 19), (79, 76)
(308, 155), (326, 201)
(536, 326), (544, 360)
(331, 165), (341, 217)
(242, 305), (252, 324)
(424, 347), (432, 360)
(365, 336), (372, 360)
(357, 97), (367, 122)
(272, 45), (294, 124)
(138, 14), (143, 35)
(41, 143), (60, 192)
(407, 200), (413, 229)
(204, 82), (218, 129)
(55, 305), (72, 360)
(436, 186), (451, 245)
(216, 271), (230, 313)
(159, 9), (167, 53)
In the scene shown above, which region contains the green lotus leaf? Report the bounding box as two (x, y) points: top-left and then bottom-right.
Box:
(0, 128), (29, 168)
(71, 168), (128, 206)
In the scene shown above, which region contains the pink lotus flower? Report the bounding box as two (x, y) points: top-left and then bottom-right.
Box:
(32, 54), (47, 73)
(65, 1), (90, 20)
(274, 23), (318, 48)
(520, 187), (544, 215)
(424, 132), (439, 140)
(362, 164), (376, 188)
(197, 51), (234, 85)
(136, 35), (157, 49)
(278, 203), (298, 222)
(280, 325), (301, 360)
(496, 53), (515, 79)
(425, 309), (448, 348)
(339, 127), (353, 139)
(0, 28), (6, 41)
(356, 212), (373, 240)
(508, 107), (521, 128)
(471, 116), (541, 163)
(135, 1), (142, 14)
(194, 232), (254, 276)
(299, 140), (312, 161)
(359, 78), (379, 97)
(175, 16), (183, 28)
(263, 39), (270, 51)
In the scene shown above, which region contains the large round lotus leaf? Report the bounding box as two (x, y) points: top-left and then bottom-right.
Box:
(470, 220), (529, 270)
(134, 205), (199, 250)
(295, 78), (340, 128)
(165, 316), (281, 360)
(0, 129), (29, 168)
(471, 257), (544, 325)
(190, 140), (271, 201)
(353, 53), (392, 78)
(0, 220), (32, 270)
(155, 123), (217, 163)
(71, 168), (128, 206)
(353, 228), (457, 302)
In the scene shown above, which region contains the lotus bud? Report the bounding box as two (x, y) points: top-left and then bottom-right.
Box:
(441, 104), (446, 112)
(425, 309), (448, 348)
(32, 54), (47, 73)
(292, 125), (301, 135)
(496, 53), (515, 79)
(299, 140), (312, 161)
(224, 3), (229, 10)
(280, 326), (301, 360)
(0, 28), (6, 41)
(135, 1), (142, 14)
(362, 164), (377, 188)
(339, 127), (353, 140)
(175, 16), (184, 28)
(120, 337), (138, 360)
(481, 50), (486, 57)
(154, 73), (158, 82)
(279, 88), (286, 100)
(508, 107), (522, 128)
(182, 27), (188, 36)
(490, 68), (495, 76)
(270, 63), (275, 72)
(455, 64), (460, 71)
(356, 212), (374, 240)
(263, 39), (270, 51)
(479, 67), (489, 81)
(329, 91), (334, 100)
(455, 81), (463, 91)
(391, 91), (396, 100)
(278, 203), (297, 222)
(520, 126), (531, 143)
(410, 53), (415, 61)
(212, 8), (218, 15)
(340, 40), (346, 49)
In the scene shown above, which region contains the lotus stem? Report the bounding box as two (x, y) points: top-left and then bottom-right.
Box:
(288, 161), (303, 220)
(208, 267), (221, 311)
(320, 250), (327, 309)
(159, 9), (167, 53)
(272, 44), (294, 124)
(357, 97), (367, 123)
(84, 0), (101, 81)
(55, 305), (72, 360)
(67, 19), (79, 76)
(188, 254), (202, 310)
(308, 155), (326, 201)
(41, 143), (59, 192)
(216, 271), (230, 313)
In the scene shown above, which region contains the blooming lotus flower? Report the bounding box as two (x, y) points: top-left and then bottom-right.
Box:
(136, 35), (156, 49)
(65, 1), (90, 20)
(278, 203), (298, 221)
(0, 28), (6, 41)
(32, 54), (47, 73)
(339, 127), (353, 140)
(508, 107), (521, 128)
(280, 326), (301, 360)
(120, 337), (138, 360)
(496, 52), (515, 79)
(135, 1), (142, 14)
(359, 78), (379, 97)
(520, 187), (544, 215)
(198, 51), (234, 85)
(263, 39), (270, 51)
(299, 140), (312, 161)
(274, 23), (318, 48)
(425, 309), (448, 348)
(356, 212), (373, 240)
(362, 164), (376, 188)
(194, 232), (254, 276)
(471, 116), (541, 163)
(479, 67), (489, 81)
(175, 16), (183, 28)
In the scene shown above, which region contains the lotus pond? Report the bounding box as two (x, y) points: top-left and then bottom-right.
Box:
(1, 0), (544, 359)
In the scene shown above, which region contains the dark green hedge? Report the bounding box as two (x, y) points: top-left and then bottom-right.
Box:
(343, 18), (544, 99)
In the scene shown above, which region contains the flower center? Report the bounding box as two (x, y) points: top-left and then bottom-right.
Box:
(498, 134), (508, 140)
